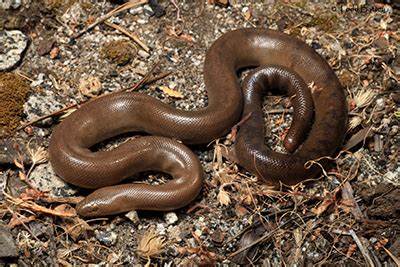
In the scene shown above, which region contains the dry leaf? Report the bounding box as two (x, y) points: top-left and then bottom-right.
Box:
(179, 33), (194, 44)
(235, 203), (248, 218)
(137, 226), (166, 260)
(8, 214), (36, 228)
(217, 188), (231, 206)
(311, 192), (334, 216)
(27, 145), (48, 165)
(346, 243), (358, 257)
(158, 86), (184, 98)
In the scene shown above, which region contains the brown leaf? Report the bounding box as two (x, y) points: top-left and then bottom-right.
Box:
(311, 198), (334, 215)
(158, 86), (184, 98)
(8, 214), (36, 228)
(217, 188), (231, 206)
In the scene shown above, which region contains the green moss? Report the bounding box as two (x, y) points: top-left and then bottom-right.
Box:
(0, 73), (30, 137)
(101, 40), (137, 66)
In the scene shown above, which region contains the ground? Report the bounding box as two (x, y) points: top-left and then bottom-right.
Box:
(0, 0), (399, 266)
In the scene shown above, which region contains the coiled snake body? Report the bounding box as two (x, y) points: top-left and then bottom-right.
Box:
(49, 28), (347, 217)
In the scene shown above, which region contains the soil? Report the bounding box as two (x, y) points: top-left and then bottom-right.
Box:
(0, 0), (399, 266)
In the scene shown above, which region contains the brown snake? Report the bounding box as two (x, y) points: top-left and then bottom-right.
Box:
(49, 28), (347, 217)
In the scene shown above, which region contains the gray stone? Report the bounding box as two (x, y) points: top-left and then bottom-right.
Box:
(0, 226), (18, 258)
(0, 30), (28, 71)
(29, 163), (78, 197)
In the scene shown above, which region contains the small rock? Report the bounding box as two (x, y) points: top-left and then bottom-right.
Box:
(168, 225), (182, 242)
(194, 228), (202, 237)
(138, 50), (150, 59)
(125, 210), (140, 224)
(95, 230), (117, 246)
(0, 30), (28, 71)
(211, 229), (225, 246)
(29, 163), (78, 197)
(36, 38), (55, 56)
(384, 171), (399, 185)
(129, 6), (143, 15)
(391, 92), (400, 103)
(0, 137), (38, 165)
(0, 0), (21, 10)
(23, 89), (64, 125)
(0, 226), (18, 258)
(164, 212), (178, 225)
(31, 73), (45, 87)
(79, 76), (102, 98)
(148, 0), (166, 18)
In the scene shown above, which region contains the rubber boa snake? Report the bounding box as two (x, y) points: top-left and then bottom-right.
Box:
(49, 28), (347, 217)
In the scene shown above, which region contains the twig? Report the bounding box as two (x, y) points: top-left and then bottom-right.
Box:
(144, 71), (171, 85)
(229, 213), (315, 258)
(71, 0), (148, 39)
(104, 21), (150, 52)
(332, 229), (375, 267)
(17, 103), (79, 130)
(17, 62), (167, 130)
(382, 246), (400, 266)
(122, 61), (161, 92)
(170, 0), (181, 21)
(4, 192), (76, 218)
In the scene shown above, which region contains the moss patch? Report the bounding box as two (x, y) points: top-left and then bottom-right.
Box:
(101, 40), (137, 66)
(0, 73), (30, 137)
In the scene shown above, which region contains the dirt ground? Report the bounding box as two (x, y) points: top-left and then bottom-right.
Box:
(0, 0), (399, 266)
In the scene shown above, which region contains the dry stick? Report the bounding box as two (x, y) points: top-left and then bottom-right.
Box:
(332, 229), (375, 267)
(17, 62), (168, 130)
(229, 214), (315, 258)
(71, 0), (148, 39)
(16, 103), (79, 130)
(104, 21), (150, 52)
(122, 61), (161, 92)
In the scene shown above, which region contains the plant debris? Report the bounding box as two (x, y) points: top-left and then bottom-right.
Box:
(0, 1), (398, 266)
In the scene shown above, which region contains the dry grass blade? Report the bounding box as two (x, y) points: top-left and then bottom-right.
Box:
(348, 115), (362, 130)
(137, 226), (166, 261)
(72, 0), (148, 39)
(4, 192), (76, 217)
(27, 145), (48, 165)
(353, 88), (376, 109)
(104, 21), (150, 52)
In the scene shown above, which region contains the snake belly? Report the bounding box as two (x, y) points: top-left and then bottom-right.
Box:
(49, 28), (347, 216)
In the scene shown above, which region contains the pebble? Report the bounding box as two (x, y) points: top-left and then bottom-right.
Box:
(138, 50), (150, 59)
(164, 212), (178, 225)
(194, 229), (202, 237)
(129, 6), (143, 15)
(0, 226), (18, 258)
(125, 210), (140, 224)
(29, 163), (78, 197)
(168, 226), (182, 242)
(0, 30), (28, 71)
(384, 171), (399, 185)
(0, 0), (21, 9)
(31, 73), (45, 87)
(375, 98), (385, 111)
(23, 90), (64, 124)
(95, 230), (117, 246)
(0, 138), (33, 165)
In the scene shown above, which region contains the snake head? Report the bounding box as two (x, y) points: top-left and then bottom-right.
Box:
(76, 198), (102, 217)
